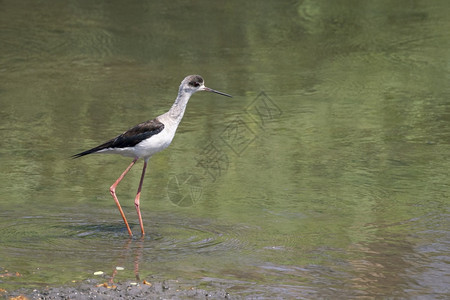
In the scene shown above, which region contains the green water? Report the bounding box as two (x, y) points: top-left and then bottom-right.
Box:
(1, 0), (449, 298)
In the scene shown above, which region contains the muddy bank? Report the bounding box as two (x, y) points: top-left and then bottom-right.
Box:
(4, 279), (232, 299)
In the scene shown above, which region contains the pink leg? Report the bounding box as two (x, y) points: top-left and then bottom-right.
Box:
(135, 160), (148, 236)
(110, 158), (138, 236)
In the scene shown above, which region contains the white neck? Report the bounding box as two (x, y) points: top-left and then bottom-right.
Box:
(167, 89), (193, 125)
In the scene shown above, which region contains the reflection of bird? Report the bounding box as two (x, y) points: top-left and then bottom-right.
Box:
(73, 75), (232, 236)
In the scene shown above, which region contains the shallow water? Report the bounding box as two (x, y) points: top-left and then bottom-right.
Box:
(1, 0), (449, 298)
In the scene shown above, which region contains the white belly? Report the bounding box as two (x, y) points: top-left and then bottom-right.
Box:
(134, 126), (176, 158)
(98, 123), (178, 159)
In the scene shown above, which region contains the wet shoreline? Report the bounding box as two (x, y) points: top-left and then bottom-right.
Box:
(4, 279), (231, 299)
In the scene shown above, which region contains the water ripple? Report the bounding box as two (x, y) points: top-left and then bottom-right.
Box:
(0, 213), (250, 260)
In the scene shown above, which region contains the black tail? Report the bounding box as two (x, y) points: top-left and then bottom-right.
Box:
(72, 148), (98, 159)
(72, 138), (116, 159)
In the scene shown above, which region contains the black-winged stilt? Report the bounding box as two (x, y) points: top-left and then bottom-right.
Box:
(73, 75), (232, 236)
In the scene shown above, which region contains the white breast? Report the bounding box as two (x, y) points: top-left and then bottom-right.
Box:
(133, 124), (177, 158)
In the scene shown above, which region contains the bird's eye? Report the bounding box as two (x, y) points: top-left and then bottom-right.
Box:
(190, 81), (200, 87)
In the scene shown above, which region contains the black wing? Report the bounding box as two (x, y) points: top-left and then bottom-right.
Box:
(73, 118), (164, 158)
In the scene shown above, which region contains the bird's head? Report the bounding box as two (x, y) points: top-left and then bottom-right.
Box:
(179, 75), (232, 97)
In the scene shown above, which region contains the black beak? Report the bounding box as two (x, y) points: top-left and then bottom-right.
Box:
(203, 87), (232, 98)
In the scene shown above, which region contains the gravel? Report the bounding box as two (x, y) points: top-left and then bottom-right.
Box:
(4, 279), (233, 300)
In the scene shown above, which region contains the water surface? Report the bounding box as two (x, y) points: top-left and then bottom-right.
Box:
(0, 0), (449, 298)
